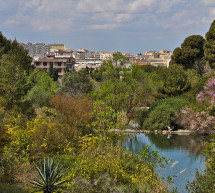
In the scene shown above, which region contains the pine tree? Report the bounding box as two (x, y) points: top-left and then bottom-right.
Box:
(204, 20), (215, 68)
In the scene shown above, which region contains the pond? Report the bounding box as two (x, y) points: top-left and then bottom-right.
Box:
(119, 133), (211, 193)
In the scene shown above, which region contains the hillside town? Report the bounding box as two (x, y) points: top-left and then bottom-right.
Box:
(19, 42), (172, 77)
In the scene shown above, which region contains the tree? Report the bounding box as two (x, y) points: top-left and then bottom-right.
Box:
(171, 35), (205, 75)
(0, 32), (11, 57)
(48, 62), (59, 81)
(0, 39), (33, 109)
(157, 65), (190, 98)
(91, 54), (150, 123)
(204, 20), (215, 68)
(25, 70), (58, 108)
(60, 69), (92, 98)
(49, 62), (54, 78)
(53, 68), (59, 81)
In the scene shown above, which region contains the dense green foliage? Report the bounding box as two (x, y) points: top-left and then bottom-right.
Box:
(25, 70), (58, 109)
(91, 54), (159, 123)
(171, 35), (205, 75)
(156, 64), (190, 98)
(204, 20), (215, 68)
(143, 104), (175, 131)
(60, 69), (92, 98)
(0, 39), (33, 110)
(141, 98), (189, 131)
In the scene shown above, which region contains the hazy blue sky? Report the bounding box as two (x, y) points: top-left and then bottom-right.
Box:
(0, 0), (215, 54)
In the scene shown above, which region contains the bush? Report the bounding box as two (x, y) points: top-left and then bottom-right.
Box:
(60, 69), (92, 98)
(68, 174), (136, 193)
(143, 104), (175, 131)
(59, 135), (169, 193)
(49, 95), (93, 126)
(174, 107), (215, 134)
(0, 183), (30, 193)
(140, 98), (189, 130)
(149, 98), (189, 112)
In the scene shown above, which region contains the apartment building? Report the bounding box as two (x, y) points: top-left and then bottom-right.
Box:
(49, 43), (66, 51)
(100, 51), (113, 60)
(74, 60), (102, 71)
(20, 42), (67, 58)
(73, 50), (101, 60)
(142, 50), (172, 67)
(32, 50), (74, 77)
(20, 43), (50, 58)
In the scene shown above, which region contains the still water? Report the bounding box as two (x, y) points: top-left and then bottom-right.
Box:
(120, 133), (210, 193)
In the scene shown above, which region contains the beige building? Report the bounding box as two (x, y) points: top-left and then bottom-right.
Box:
(48, 43), (66, 51)
(100, 51), (113, 60)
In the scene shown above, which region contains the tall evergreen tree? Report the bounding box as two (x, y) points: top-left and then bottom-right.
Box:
(0, 35), (33, 109)
(171, 35), (205, 75)
(204, 20), (215, 68)
(0, 32), (11, 58)
(157, 64), (190, 98)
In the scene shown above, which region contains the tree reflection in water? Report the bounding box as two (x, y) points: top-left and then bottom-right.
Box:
(119, 133), (211, 156)
(147, 134), (210, 156)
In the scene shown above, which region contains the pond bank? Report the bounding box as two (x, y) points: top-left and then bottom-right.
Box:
(111, 129), (193, 135)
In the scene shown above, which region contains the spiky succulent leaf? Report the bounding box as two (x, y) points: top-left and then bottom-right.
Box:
(31, 158), (66, 193)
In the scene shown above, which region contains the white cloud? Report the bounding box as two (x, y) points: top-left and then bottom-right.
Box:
(115, 14), (132, 22)
(201, 0), (215, 5)
(76, 0), (125, 13)
(209, 8), (215, 17)
(157, 0), (185, 13)
(92, 23), (119, 29)
(128, 0), (156, 12)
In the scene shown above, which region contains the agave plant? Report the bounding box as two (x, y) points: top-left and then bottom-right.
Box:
(31, 158), (66, 193)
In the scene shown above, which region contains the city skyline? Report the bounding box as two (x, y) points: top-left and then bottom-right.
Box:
(0, 0), (215, 54)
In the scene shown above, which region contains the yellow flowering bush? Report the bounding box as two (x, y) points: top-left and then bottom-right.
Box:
(60, 135), (166, 192)
(5, 115), (79, 159)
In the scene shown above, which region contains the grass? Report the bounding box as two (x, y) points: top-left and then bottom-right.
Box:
(0, 183), (30, 193)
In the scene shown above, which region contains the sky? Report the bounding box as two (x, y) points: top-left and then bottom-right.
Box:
(0, 0), (215, 54)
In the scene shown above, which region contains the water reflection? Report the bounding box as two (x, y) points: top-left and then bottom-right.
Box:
(147, 134), (210, 156)
(120, 133), (210, 193)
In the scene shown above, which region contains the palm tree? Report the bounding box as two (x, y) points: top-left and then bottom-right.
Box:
(31, 158), (66, 193)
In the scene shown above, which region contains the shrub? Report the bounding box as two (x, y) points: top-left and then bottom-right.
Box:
(140, 98), (188, 130)
(60, 135), (168, 193)
(49, 95), (93, 126)
(174, 107), (215, 134)
(143, 104), (175, 131)
(149, 98), (189, 112)
(60, 69), (92, 98)
(0, 183), (30, 193)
